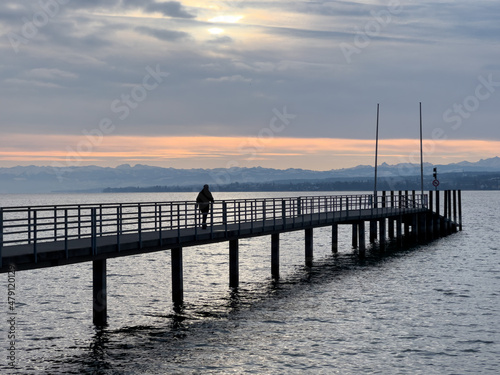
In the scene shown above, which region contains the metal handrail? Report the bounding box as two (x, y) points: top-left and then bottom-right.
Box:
(0, 194), (427, 250)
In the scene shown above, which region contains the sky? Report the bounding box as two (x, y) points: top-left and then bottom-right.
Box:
(1, 0), (499, 171)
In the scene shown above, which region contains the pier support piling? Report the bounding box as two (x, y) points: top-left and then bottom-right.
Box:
(229, 239), (239, 288)
(93, 259), (107, 326)
(458, 190), (462, 231)
(412, 214), (418, 241)
(379, 219), (386, 249)
(370, 220), (377, 243)
(171, 247), (183, 305)
(352, 223), (358, 248)
(332, 224), (338, 253)
(435, 191), (441, 235)
(396, 215), (403, 247)
(271, 233), (279, 279)
(453, 190), (458, 232)
(359, 221), (366, 258)
(404, 217), (410, 238)
(305, 228), (313, 267)
(388, 218), (395, 239)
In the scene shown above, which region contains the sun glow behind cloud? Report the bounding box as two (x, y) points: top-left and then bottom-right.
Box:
(209, 15), (243, 23)
(208, 27), (224, 35)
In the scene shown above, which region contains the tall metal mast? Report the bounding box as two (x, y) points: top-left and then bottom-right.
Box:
(374, 103), (380, 207)
(420, 102), (424, 198)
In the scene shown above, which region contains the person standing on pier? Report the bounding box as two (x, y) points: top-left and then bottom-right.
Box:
(196, 184), (214, 229)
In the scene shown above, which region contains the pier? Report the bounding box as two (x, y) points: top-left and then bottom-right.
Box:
(0, 190), (461, 325)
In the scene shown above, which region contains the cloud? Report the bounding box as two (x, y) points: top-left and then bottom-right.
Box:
(207, 35), (233, 44)
(26, 68), (78, 80)
(205, 75), (252, 83)
(135, 26), (191, 41)
(145, 1), (196, 19)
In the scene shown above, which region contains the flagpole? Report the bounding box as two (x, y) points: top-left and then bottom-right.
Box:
(374, 103), (379, 208)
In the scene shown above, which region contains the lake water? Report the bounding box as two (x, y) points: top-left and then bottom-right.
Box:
(1, 191), (499, 374)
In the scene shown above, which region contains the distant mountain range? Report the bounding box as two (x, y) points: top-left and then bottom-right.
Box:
(1, 157), (500, 194)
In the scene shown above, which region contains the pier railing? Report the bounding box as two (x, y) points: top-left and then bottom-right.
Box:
(0, 193), (426, 251)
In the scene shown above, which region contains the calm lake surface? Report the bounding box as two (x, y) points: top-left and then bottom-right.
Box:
(1, 191), (499, 374)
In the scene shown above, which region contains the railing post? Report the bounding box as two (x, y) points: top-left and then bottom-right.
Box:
(223, 201), (228, 226)
(0, 208), (3, 268)
(238, 202), (241, 234)
(223, 202), (228, 236)
(91, 208), (97, 256)
(54, 207), (58, 241)
(155, 203), (158, 232)
(116, 206), (121, 252)
(138, 205), (142, 248)
(262, 201), (266, 229)
(177, 204), (181, 243)
(27, 208), (32, 245)
(194, 203), (198, 239)
(282, 200), (286, 229)
(250, 201), (254, 233)
(158, 204), (163, 244)
(273, 200), (277, 230)
(64, 209), (69, 258)
(297, 197), (301, 216)
(99, 205), (103, 235)
(33, 210), (38, 263)
(458, 190), (462, 231)
(78, 206), (82, 239)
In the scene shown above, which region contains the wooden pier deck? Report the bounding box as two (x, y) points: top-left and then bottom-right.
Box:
(0, 190), (461, 325)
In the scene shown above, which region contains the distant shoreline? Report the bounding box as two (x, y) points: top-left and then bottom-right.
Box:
(102, 171), (500, 193)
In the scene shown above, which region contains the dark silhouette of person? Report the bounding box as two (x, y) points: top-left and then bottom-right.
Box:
(196, 184), (214, 229)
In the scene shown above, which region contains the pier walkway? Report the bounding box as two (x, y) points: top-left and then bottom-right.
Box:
(0, 190), (461, 325)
